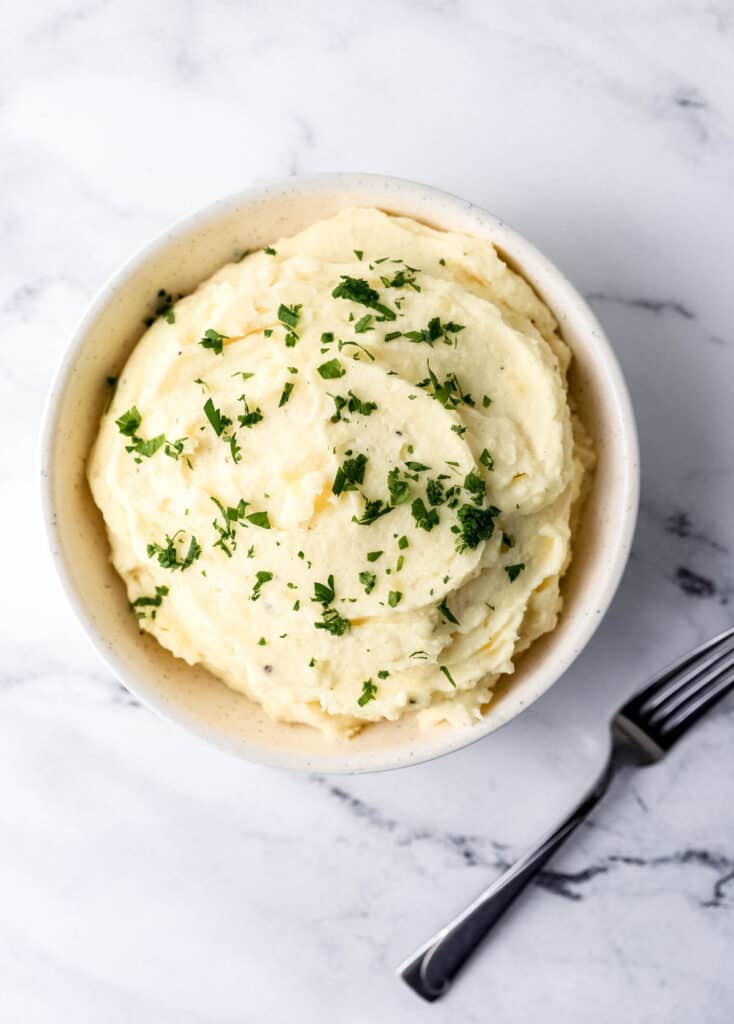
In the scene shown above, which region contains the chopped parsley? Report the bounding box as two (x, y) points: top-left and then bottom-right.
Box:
(359, 571), (377, 594)
(455, 503), (501, 552)
(251, 570), (273, 601)
(278, 381), (295, 407)
(229, 435), (242, 463)
(437, 598), (459, 625)
(463, 470), (485, 505)
(330, 390), (377, 422)
(505, 563), (525, 582)
(380, 267), (421, 292)
(354, 314), (373, 334)
(352, 498), (393, 526)
(115, 406), (188, 463)
(387, 467), (410, 506)
(210, 497), (246, 556)
(377, 669), (390, 679)
(358, 679), (378, 706)
(411, 497), (439, 532)
(203, 398), (232, 437)
(130, 584), (169, 620)
(315, 607), (351, 635)
(264, 246), (277, 255)
(354, 249), (364, 261)
(247, 511), (271, 529)
(417, 362), (474, 409)
(388, 591), (402, 607)
(398, 535), (409, 550)
(318, 358), (346, 380)
(479, 448), (495, 471)
(502, 532), (515, 549)
(115, 407), (142, 437)
(404, 317), (464, 347)
(278, 303), (301, 347)
(451, 424), (467, 437)
(440, 665), (457, 688)
(312, 574), (336, 607)
(331, 275), (396, 321)
(143, 289), (176, 326)
(210, 497), (269, 553)
(367, 550), (383, 562)
(333, 453), (367, 496)
(237, 394), (263, 428)
(482, 395), (492, 408)
(426, 478), (445, 507)
(200, 328), (228, 355)
(147, 531), (201, 571)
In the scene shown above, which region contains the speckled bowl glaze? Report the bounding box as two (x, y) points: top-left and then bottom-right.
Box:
(41, 174), (639, 773)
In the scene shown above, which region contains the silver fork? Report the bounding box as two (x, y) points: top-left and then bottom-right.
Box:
(399, 626), (734, 1001)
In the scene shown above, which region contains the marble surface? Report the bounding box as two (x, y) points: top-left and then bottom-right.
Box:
(2, 1), (733, 1020)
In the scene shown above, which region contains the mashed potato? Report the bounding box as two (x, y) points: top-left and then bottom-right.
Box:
(88, 208), (592, 736)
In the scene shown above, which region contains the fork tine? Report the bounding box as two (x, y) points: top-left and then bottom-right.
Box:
(616, 626), (734, 753)
(658, 665), (734, 740)
(647, 644), (734, 725)
(639, 628), (734, 714)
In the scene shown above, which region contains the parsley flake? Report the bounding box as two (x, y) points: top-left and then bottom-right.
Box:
(332, 275), (396, 321)
(359, 571), (376, 594)
(358, 679), (378, 706)
(440, 665), (457, 687)
(411, 498), (439, 532)
(147, 531), (201, 571)
(318, 358), (346, 380)
(505, 563), (525, 582)
(200, 328), (228, 355)
(333, 453), (367, 496)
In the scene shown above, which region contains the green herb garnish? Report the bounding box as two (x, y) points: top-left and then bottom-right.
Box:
(315, 607), (351, 635)
(312, 574), (336, 607)
(333, 453), (367, 496)
(411, 498), (439, 532)
(318, 358), (346, 380)
(130, 584), (169, 620)
(479, 448), (495, 471)
(455, 503), (501, 552)
(332, 275), (396, 321)
(437, 597), (459, 625)
(251, 570), (273, 601)
(387, 467), (410, 506)
(505, 563), (525, 582)
(358, 679), (378, 706)
(200, 328), (228, 355)
(144, 289), (176, 326)
(359, 571), (376, 594)
(203, 398), (232, 437)
(440, 665), (457, 687)
(463, 471), (485, 505)
(146, 531), (201, 571)
(279, 381), (295, 407)
(404, 317), (464, 347)
(352, 498), (393, 526)
(388, 591), (402, 607)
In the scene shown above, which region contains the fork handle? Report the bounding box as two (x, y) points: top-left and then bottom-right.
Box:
(399, 754), (617, 1001)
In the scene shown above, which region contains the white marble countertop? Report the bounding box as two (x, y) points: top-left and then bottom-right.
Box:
(3, 2), (734, 1020)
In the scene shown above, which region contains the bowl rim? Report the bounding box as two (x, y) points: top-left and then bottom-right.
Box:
(40, 172), (640, 773)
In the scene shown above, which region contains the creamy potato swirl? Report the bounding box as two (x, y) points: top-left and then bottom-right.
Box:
(89, 208), (591, 735)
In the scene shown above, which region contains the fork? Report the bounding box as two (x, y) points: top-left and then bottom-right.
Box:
(399, 625), (734, 1001)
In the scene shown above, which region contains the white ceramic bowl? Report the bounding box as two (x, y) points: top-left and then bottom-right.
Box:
(41, 174), (639, 773)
